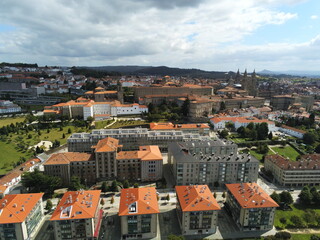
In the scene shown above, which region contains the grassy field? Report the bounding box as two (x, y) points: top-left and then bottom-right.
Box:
(275, 204), (320, 229)
(0, 125), (87, 175)
(105, 120), (146, 129)
(270, 145), (300, 161)
(249, 149), (272, 162)
(291, 234), (320, 240)
(0, 117), (25, 127)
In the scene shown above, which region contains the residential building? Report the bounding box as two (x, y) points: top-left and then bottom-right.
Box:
(44, 152), (96, 185)
(175, 185), (220, 235)
(149, 122), (210, 136)
(210, 116), (276, 132)
(264, 154), (320, 187)
(119, 187), (159, 239)
(277, 125), (306, 139)
(168, 140), (259, 186)
(92, 137), (121, 180)
(68, 128), (208, 152)
(45, 137), (163, 184)
(117, 146), (163, 182)
(225, 183), (278, 231)
(0, 193), (44, 240)
(50, 190), (102, 240)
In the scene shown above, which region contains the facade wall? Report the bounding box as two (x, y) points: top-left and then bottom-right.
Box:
(120, 214), (158, 239)
(141, 160), (163, 182)
(44, 164), (70, 185)
(53, 218), (94, 240)
(95, 151), (117, 180)
(181, 211), (218, 235)
(226, 192), (276, 231)
(117, 158), (141, 181)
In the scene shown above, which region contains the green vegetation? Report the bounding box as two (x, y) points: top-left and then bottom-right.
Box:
(0, 117), (25, 127)
(270, 146), (300, 161)
(291, 234), (320, 240)
(95, 119), (146, 129)
(275, 204), (320, 229)
(0, 116), (87, 174)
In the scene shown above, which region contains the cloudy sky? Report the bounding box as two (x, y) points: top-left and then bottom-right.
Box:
(1, 0), (320, 71)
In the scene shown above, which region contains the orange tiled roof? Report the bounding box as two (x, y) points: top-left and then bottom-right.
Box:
(93, 137), (120, 152)
(116, 146), (162, 161)
(210, 116), (274, 125)
(50, 190), (101, 221)
(150, 122), (209, 130)
(281, 125), (306, 134)
(0, 185), (8, 194)
(44, 153), (93, 165)
(226, 183), (279, 209)
(175, 185), (220, 212)
(0, 193), (44, 224)
(118, 187), (159, 216)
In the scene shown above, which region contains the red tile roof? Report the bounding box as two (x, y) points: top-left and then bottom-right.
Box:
(50, 190), (101, 221)
(44, 153), (93, 165)
(92, 137), (120, 153)
(0, 193), (44, 224)
(175, 185), (220, 212)
(118, 187), (159, 216)
(226, 183), (279, 209)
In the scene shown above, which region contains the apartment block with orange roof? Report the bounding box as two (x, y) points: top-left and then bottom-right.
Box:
(175, 185), (220, 235)
(44, 152), (96, 185)
(0, 193), (44, 240)
(50, 190), (102, 240)
(92, 137), (120, 180)
(119, 187), (159, 239)
(225, 183), (279, 231)
(117, 146), (163, 182)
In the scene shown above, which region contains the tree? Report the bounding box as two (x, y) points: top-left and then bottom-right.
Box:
(69, 176), (83, 191)
(21, 169), (61, 195)
(213, 191), (217, 199)
(110, 196), (114, 204)
(247, 122), (254, 130)
(280, 191), (293, 205)
(123, 180), (130, 189)
(225, 122), (235, 131)
(181, 98), (190, 117)
(268, 132), (273, 140)
(101, 181), (108, 193)
(315, 144), (320, 154)
(257, 122), (269, 140)
(100, 198), (105, 206)
(303, 132), (316, 145)
(299, 187), (313, 205)
(270, 191), (281, 205)
(309, 113), (315, 125)
(110, 180), (118, 192)
(222, 191), (226, 198)
(290, 215), (305, 228)
(67, 128), (72, 134)
(219, 129), (229, 138)
(220, 101), (226, 111)
(45, 199), (53, 211)
(87, 116), (94, 123)
(62, 133), (65, 139)
(133, 183), (139, 188)
(166, 194), (170, 201)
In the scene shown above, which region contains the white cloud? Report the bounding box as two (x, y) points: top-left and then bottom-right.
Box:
(0, 0), (311, 70)
(311, 15), (318, 19)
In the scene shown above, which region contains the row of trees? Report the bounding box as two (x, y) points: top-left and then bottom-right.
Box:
(270, 191), (293, 205)
(298, 185), (320, 206)
(237, 122), (270, 141)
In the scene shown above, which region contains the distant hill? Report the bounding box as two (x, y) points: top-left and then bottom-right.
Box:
(259, 69), (320, 78)
(83, 65), (232, 79)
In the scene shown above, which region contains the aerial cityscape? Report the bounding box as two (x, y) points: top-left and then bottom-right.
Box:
(0, 0), (320, 240)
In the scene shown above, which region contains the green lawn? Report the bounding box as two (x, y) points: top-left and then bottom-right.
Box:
(105, 120), (146, 129)
(270, 145), (300, 161)
(275, 204), (320, 229)
(0, 117), (25, 127)
(0, 125), (87, 174)
(291, 234), (320, 240)
(94, 120), (114, 129)
(249, 149), (272, 162)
